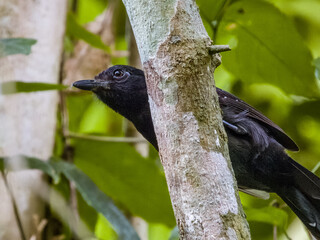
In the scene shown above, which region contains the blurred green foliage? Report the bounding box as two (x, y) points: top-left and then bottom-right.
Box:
(73, 139), (175, 226)
(0, 81), (67, 95)
(76, 0), (108, 24)
(2, 0), (320, 239)
(0, 156), (139, 239)
(216, 0), (318, 97)
(66, 12), (110, 52)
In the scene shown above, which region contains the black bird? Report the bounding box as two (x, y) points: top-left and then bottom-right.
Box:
(73, 65), (320, 238)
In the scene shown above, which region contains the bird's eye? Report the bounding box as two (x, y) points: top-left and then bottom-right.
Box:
(113, 69), (124, 79)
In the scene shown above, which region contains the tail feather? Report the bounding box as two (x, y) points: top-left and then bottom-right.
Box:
(278, 187), (320, 239)
(277, 157), (320, 239)
(288, 158), (320, 212)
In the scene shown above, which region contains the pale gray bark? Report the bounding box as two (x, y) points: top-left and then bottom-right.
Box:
(0, 0), (67, 239)
(122, 0), (251, 239)
(127, 25), (149, 240)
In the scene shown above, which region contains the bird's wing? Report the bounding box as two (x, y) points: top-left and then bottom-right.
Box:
(217, 88), (299, 151)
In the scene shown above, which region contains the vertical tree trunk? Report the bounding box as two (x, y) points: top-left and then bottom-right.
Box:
(122, 0), (251, 239)
(0, 0), (67, 239)
(127, 24), (150, 240)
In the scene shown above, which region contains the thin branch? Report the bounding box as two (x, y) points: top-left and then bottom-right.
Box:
(59, 84), (79, 233)
(273, 225), (277, 240)
(312, 162), (320, 173)
(208, 44), (231, 54)
(59, 92), (70, 143)
(66, 132), (147, 143)
(1, 171), (26, 240)
(283, 230), (292, 240)
(212, 0), (232, 42)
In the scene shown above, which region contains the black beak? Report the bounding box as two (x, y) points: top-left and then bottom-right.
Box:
(73, 80), (102, 91)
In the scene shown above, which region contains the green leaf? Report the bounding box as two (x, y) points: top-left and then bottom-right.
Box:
(201, 17), (214, 39)
(0, 156), (60, 184)
(95, 213), (118, 240)
(216, 0), (319, 97)
(290, 99), (320, 121)
(148, 223), (172, 240)
(77, 0), (108, 24)
(0, 81), (67, 94)
(77, 189), (99, 233)
(66, 12), (110, 52)
(244, 206), (288, 228)
(67, 94), (95, 133)
(197, 0), (227, 22)
(314, 57), (320, 81)
(1, 155), (140, 239)
(78, 99), (123, 135)
(54, 161), (140, 240)
(0, 38), (37, 57)
(67, 93), (123, 135)
(73, 139), (175, 226)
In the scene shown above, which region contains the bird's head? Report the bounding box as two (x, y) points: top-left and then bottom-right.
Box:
(73, 65), (148, 120)
(73, 65), (146, 94)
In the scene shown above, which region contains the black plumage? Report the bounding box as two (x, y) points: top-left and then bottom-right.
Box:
(73, 65), (320, 238)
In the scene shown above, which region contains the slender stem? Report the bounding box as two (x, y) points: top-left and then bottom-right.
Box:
(59, 92), (70, 143)
(66, 132), (147, 143)
(59, 91), (79, 233)
(312, 162), (320, 173)
(212, 0), (231, 42)
(71, 0), (78, 13)
(273, 225), (277, 240)
(1, 171), (26, 240)
(208, 44), (231, 54)
(283, 230), (292, 240)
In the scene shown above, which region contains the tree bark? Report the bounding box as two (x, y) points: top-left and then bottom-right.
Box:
(122, 0), (251, 239)
(0, 0), (67, 239)
(127, 24), (150, 240)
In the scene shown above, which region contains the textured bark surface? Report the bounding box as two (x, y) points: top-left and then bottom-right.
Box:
(123, 0), (251, 239)
(0, 0), (67, 239)
(127, 27), (150, 240)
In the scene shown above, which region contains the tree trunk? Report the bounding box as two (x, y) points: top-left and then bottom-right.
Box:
(122, 0), (251, 239)
(0, 0), (67, 239)
(127, 23), (150, 240)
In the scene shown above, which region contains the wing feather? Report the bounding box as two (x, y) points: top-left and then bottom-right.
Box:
(217, 88), (299, 151)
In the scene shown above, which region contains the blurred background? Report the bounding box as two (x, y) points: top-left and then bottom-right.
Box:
(0, 0), (320, 239)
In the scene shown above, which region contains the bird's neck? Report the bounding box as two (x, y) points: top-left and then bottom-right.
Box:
(124, 99), (158, 150)
(97, 91), (159, 150)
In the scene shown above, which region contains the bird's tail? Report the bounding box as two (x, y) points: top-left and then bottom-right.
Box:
(277, 157), (320, 239)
